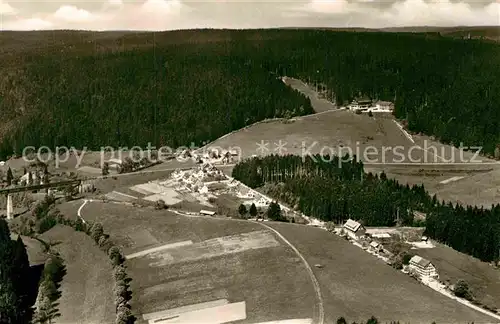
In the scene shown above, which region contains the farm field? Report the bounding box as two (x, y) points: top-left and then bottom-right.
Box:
(265, 222), (496, 324)
(66, 201), (316, 323)
(415, 242), (500, 312)
(38, 225), (115, 324)
(428, 167), (500, 207)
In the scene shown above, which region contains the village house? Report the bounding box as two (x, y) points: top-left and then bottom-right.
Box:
(369, 241), (383, 252)
(408, 255), (438, 278)
(413, 211), (427, 222)
(348, 98), (372, 111)
(107, 158), (123, 170)
(343, 219), (366, 240)
(373, 100), (395, 112)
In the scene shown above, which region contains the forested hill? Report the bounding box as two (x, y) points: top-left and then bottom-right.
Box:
(0, 29), (499, 157)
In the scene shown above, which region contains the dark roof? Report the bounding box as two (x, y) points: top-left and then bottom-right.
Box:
(344, 219), (363, 232)
(410, 255), (432, 268)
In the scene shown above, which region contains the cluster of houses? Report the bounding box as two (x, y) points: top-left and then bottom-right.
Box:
(171, 162), (227, 194)
(181, 148), (240, 165)
(347, 98), (395, 113)
(342, 218), (438, 278)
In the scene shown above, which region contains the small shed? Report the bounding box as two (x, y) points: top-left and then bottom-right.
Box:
(369, 241), (382, 251)
(200, 210), (216, 216)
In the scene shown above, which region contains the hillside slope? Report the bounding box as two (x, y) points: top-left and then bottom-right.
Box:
(0, 29), (499, 157)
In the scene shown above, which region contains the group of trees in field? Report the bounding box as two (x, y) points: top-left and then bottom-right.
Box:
(238, 203), (258, 218)
(0, 219), (36, 324)
(1, 30), (499, 158)
(238, 202), (285, 221)
(34, 254), (66, 324)
(232, 154), (500, 262)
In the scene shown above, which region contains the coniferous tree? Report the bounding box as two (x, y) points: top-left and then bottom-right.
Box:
(249, 203), (258, 217)
(6, 167), (13, 185)
(267, 201), (282, 221)
(0, 219), (34, 324)
(233, 154), (500, 262)
(11, 236), (33, 324)
(238, 204), (247, 217)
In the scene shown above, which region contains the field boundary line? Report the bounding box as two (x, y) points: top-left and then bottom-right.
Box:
(257, 222), (324, 324)
(109, 191), (138, 200)
(392, 119), (415, 143)
(125, 240), (194, 259)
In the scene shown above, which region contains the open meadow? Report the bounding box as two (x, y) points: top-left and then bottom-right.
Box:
(415, 242), (500, 312)
(59, 200), (316, 323)
(56, 198), (499, 324)
(266, 222), (497, 324)
(39, 225), (115, 324)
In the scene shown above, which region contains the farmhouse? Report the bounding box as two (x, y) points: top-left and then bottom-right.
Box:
(413, 211), (427, 221)
(373, 100), (395, 112)
(408, 255), (438, 278)
(343, 219), (366, 240)
(200, 210), (216, 216)
(107, 158), (122, 170)
(348, 98), (372, 111)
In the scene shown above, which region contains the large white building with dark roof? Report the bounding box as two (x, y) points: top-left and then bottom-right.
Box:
(408, 255), (438, 278)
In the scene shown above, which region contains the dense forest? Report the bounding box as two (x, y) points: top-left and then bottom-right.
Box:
(0, 219), (36, 323)
(0, 29), (499, 158)
(232, 155), (500, 262)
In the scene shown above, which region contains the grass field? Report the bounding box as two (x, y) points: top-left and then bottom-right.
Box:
(266, 222), (496, 324)
(39, 225), (115, 324)
(66, 201), (316, 323)
(416, 243), (500, 312)
(11, 234), (47, 265)
(57, 200), (498, 323)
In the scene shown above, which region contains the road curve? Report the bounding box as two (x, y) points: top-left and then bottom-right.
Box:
(77, 199), (92, 223)
(258, 222), (325, 324)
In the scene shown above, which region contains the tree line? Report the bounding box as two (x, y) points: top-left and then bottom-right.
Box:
(1, 29), (499, 158)
(232, 155), (500, 262)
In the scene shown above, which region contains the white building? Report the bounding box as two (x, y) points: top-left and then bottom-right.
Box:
(107, 158), (122, 170)
(348, 98), (372, 111)
(343, 219), (366, 240)
(199, 185), (209, 194)
(371, 233), (391, 239)
(200, 210), (216, 216)
(373, 100), (395, 112)
(408, 255), (438, 278)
